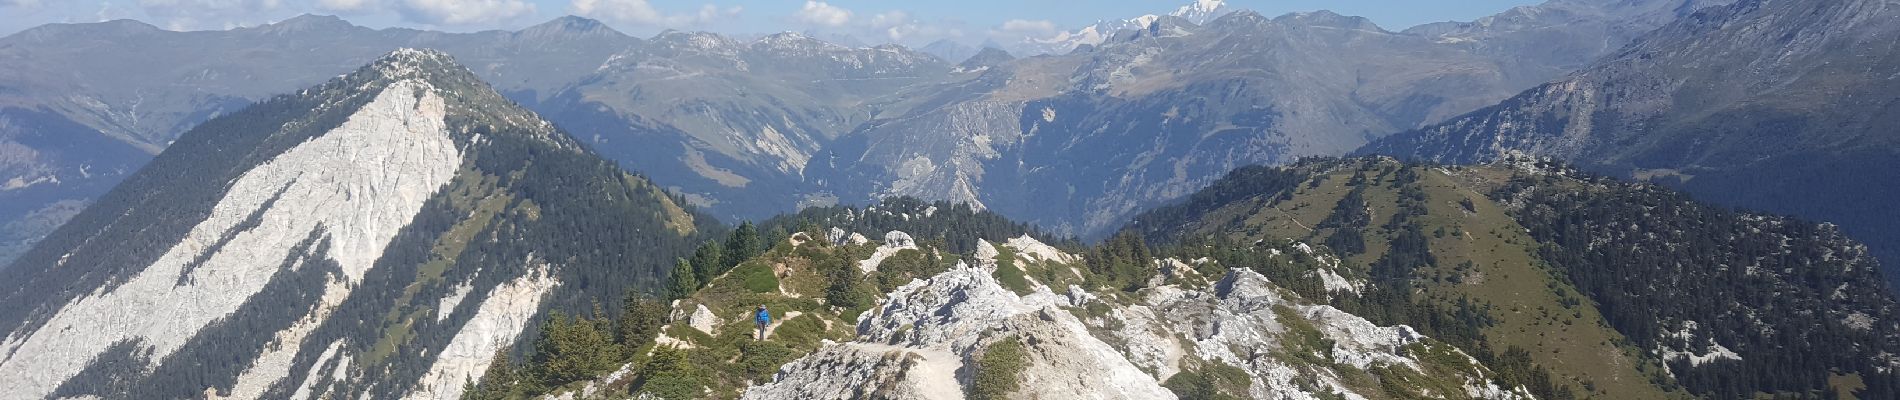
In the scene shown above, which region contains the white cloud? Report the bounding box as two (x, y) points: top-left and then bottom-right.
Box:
(96, 1), (130, 22)
(867, 10), (906, 29)
(696, 4), (743, 22)
(570, 0), (738, 27)
(136, 0), (283, 30)
(987, 19), (1062, 44)
(398, 0), (535, 25)
(864, 11), (961, 43)
(317, 0), (377, 12)
(996, 19), (1056, 35)
(791, 0), (850, 27)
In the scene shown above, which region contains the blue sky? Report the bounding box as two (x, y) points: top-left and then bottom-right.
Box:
(0, 0), (1546, 45)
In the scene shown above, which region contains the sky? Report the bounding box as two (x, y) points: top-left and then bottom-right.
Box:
(0, 0), (1547, 46)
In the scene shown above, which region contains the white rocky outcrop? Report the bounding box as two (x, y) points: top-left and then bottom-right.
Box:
(288, 339), (349, 400)
(410, 265), (561, 400)
(856, 231), (920, 273)
(743, 344), (962, 400)
(688, 304), (722, 336)
(1004, 235), (1077, 264)
(748, 262), (1173, 399)
(0, 79), (461, 399)
(223, 280), (353, 399)
(747, 239), (1526, 400)
(884, 231), (916, 247)
(1313, 268), (1362, 294)
(825, 228), (849, 245)
(1658, 320), (1743, 369)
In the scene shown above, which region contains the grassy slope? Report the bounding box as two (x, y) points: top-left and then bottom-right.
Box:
(653, 238), (883, 399)
(1178, 159), (1676, 399)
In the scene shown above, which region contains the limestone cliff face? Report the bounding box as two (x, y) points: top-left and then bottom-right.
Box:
(0, 49), (709, 400)
(0, 73), (463, 399)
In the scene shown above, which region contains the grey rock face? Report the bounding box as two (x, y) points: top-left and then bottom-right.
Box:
(0, 49), (708, 399)
(744, 239), (1525, 399)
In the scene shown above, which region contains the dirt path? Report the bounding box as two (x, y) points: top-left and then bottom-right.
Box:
(844, 343), (963, 400)
(761, 311), (804, 340)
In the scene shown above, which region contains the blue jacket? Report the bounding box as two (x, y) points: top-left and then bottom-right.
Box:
(755, 309), (771, 325)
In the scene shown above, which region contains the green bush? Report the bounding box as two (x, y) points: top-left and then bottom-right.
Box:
(1162, 362), (1252, 400)
(738, 340), (800, 380)
(970, 337), (1028, 400)
(730, 262), (780, 294)
(994, 262), (1032, 295)
(635, 346), (706, 400)
(875, 249), (940, 292)
(772, 314), (827, 347)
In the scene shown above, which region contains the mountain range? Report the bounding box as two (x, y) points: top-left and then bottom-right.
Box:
(0, 0), (1736, 268)
(7, 0), (1900, 396)
(1364, 0), (1900, 285)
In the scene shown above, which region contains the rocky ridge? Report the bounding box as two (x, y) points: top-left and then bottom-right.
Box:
(631, 227), (1531, 399)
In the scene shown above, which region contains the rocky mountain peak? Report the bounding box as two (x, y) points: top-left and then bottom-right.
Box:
(516, 15), (627, 40)
(0, 46), (705, 399)
(341, 48), (569, 146)
(253, 14), (356, 35)
(1170, 0), (1232, 23)
(752, 31), (850, 52)
(651, 30), (742, 54)
(359, 48), (464, 82)
(1203, 9), (1270, 29)
(955, 47), (1015, 72)
(1274, 10), (1387, 32)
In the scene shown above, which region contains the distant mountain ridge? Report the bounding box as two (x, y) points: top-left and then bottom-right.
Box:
(821, 0), (1735, 238)
(0, 0), (1737, 268)
(1363, 0), (1900, 286)
(997, 0), (1236, 56)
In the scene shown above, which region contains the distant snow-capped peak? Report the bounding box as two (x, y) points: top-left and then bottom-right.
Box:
(1171, 0), (1230, 23)
(1014, 0), (1233, 55)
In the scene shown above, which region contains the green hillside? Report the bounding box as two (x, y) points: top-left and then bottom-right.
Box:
(1133, 157), (1900, 399)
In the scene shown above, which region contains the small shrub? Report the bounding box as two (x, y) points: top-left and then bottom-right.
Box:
(1163, 362), (1251, 400)
(994, 263), (1032, 295)
(970, 336), (1028, 400)
(772, 315), (827, 347)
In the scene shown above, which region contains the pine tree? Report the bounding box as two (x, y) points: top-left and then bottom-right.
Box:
(533, 312), (624, 386)
(667, 258), (697, 300)
(462, 350), (520, 400)
(690, 242), (724, 287)
(619, 292), (668, 348)
(1087, 230), (1155, 291)
(723, 222), (762, 271)
(635, 346), (705, 400)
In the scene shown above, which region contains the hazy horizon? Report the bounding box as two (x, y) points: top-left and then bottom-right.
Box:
(0, 0), (1543, 48)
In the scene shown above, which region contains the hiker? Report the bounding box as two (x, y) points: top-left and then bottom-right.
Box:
(754, 305), (772, 340)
